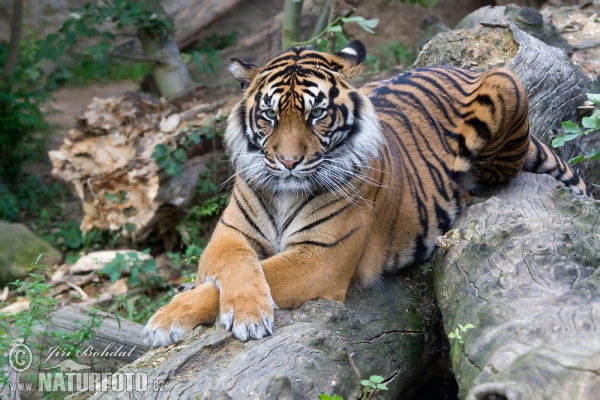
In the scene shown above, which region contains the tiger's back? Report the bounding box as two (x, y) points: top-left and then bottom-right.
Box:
(355, 65), (587, 284)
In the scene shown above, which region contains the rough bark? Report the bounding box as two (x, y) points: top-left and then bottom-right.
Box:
(413, 12), (599, 197)
(432, 173), (600, 399)
(70, 274), (441, 399)
(41, 305), (146, 374)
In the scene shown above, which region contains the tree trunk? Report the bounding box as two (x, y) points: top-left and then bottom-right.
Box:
(432, 173), (600, 399)
(282, 0), (304, 51)
(138, 0), (192, 97)
(2, 0), (22, 78)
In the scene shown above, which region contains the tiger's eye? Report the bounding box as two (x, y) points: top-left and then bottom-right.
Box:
(265, 109), (277, 118)
(311, 108), (325, 118)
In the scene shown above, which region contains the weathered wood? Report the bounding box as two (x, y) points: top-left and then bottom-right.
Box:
(432, 172), (600, 399)
(71, 274), (441, 399)
(49, 88), (235, 243)
(42, 305), (146, 374)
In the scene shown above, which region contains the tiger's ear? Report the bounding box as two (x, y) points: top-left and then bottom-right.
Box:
(228, 58), (259, 90)
(331, 40), (367, 80)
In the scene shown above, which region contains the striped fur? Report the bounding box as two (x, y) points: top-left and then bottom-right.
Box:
(145, 41), (588, 347)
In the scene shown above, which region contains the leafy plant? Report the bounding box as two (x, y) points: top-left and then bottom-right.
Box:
(319, 394), (344, 400)
(360, 375), (388, 399)
(293, 13), (379, 48)
(0, 255), (126, 399)
(101, 249), (159, 287)
(552, 94), (600, 165)
(392, 0), (438, 8)
(363, 41), (415, 75)
(448, 323), (475, 365)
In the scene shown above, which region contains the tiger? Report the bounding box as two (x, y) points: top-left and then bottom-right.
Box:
(144, 40), (588, 347)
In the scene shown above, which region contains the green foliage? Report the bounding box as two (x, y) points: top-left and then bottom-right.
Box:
(552, 94), (600, 165)
(184, 32), (238, 75)
(448, 323), (475, 365)
(360, 375), (388, 398)
(101, 249), (159, 288)
(152, 144), (187, 177)
(50, 58), (152, 88)
(122, 289), (173, 325)
(391, 0), (438, 8)
(291, 9), (379, 48)
(39, 1), (172, 64)
(319, 394), (344, 400)
(364, 42), (415, 75)
(0, 34), (52, 184)
(0, 175), (63, 222)
(448, 323), (475, 345)
(0, 256), (126, 399)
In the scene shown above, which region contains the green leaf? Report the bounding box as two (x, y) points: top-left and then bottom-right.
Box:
(582, 116), (599, 130)
(586, 93), (600, 105)
(369, 375), (384, 383)
(376, 384), (388, 390)
(318, 395), (331, 400)
(152, 144), (169, 160)
(562, 121), (582, 134)
(569, 155), (586, 165)
(589, 150), (600, 161)
(172, 148), (187, 162)
(35, 253), (46, 264)
(114, 314), (122, 330)
(463, 323), (475, 330)
(331, 395), (344, 400)
(360, 380), (371, 386)
(448, 332), (456, 339)
(327, 25), (343, 33)
(552, 133), (580, 148)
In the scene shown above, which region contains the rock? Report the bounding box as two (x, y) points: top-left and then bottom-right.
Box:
(0, 221), (61, 286)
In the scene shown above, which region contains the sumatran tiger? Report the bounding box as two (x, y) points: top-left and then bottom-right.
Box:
(145, 40), (588, 347)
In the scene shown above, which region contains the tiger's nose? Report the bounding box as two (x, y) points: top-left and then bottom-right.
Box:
(278, 156), (302, 170)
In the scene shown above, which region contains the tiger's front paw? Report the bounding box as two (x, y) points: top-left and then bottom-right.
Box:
(144, 282), (219, 348)
(219, 279), (276, 342)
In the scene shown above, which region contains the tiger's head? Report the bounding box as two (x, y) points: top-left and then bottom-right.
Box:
(225, 40), (382, 194)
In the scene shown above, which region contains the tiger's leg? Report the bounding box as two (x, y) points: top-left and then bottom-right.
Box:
(145, 203), (370, 346)
(523, 135), (589, 195)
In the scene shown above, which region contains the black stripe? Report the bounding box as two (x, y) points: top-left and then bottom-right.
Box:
(289, 228), (358, 248)
(219, 218), (269, 258)
(465, 117), (491, 140)
(290, 201), (354, 236)
(232, 191), (269, 241)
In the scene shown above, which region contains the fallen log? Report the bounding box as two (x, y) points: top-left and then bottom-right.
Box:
(41, 304), (146, 374)
(48, 87), (237, 244)
(71, 273), (442, 399)
(432, 173), (600, 399)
